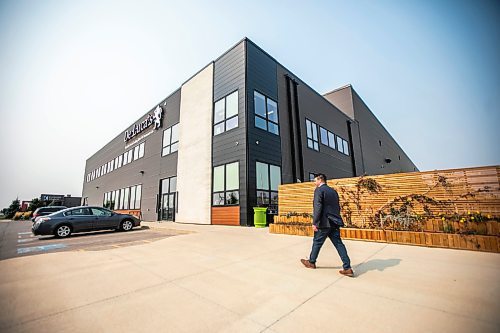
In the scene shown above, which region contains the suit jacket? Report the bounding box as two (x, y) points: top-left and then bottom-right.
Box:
(313, 183), (342, 228)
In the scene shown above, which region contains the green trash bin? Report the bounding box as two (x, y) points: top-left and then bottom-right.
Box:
(253, 207), (267, 228)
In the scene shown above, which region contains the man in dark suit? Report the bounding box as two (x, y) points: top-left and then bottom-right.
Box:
(301, 173), (354, 277)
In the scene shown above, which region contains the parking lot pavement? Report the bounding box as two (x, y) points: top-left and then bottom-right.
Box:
(0, 220), (186, 260)
(0, 221), (499, 333)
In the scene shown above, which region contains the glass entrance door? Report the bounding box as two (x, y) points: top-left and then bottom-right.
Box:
(159, 176), (177, 221)
(161, 193), (176, 221)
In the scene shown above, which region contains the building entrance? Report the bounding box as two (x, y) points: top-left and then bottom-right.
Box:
(161, 193), (176, 221)
(159, 176), (177, 221)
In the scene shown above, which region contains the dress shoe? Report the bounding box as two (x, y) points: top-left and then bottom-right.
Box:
(339, 268), (354, 277)
(300, 259), (316, 269)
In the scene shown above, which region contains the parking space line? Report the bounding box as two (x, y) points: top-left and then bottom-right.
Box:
(17, 244), (67, 254)
(17, 239), (36, 244)
(18, 232), (32, 235)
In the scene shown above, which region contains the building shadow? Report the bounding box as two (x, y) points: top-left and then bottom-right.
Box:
(354, 258), (402, 276)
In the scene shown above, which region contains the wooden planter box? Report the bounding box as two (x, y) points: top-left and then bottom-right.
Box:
(269, 224), (500, 253)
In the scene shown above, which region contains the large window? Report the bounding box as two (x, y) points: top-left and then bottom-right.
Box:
(337, 136), (350, 156)
(103, 184), (142, 210)
(254, 91), (279, 135)
(212, 162), (239, 206)
(214, 91), (238, 136)
(306, 119), (319, 151)
(162, 124), (179, 156)
(320, 126), (337, 150)
(256, 162), (281, 206)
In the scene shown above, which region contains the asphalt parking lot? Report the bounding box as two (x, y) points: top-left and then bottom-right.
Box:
(0, 220), (185, 260)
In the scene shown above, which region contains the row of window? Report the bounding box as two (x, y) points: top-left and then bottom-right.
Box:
(86, 142), (145, 183)
(306, 119), (349, 156)
(213, 90), (280, 137)
(103, 184), (142, 210)
(211, 161), (282, 207)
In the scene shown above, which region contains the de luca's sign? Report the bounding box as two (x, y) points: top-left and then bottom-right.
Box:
(124, 103), (164, 142)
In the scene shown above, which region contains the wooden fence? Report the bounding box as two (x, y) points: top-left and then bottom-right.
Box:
(271, 165), (500, 253)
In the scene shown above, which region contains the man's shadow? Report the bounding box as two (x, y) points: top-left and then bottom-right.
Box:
(353, 259), (402, 276)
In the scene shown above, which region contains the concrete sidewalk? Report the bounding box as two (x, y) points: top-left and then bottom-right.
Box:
(0, 221), (498, 333)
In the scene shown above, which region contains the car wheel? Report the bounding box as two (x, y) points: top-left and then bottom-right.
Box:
(120, 219), (133, 231)
(55, 224), (71, 238)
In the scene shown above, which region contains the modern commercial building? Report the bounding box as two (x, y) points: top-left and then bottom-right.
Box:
(82, 38), (417, 226)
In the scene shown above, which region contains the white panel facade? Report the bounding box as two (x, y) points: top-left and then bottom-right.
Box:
(175, 64), (214, 224)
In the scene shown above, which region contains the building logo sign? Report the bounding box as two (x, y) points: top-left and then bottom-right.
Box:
(124, 104), (164, 142)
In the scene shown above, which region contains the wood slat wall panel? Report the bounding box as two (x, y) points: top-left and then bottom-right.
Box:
(212, 206), (240, 226)
(278, 166), (500, 225)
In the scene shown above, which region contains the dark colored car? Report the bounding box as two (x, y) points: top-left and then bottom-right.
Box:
(32, 206), (141, 238)
(31, 206), (67, 222)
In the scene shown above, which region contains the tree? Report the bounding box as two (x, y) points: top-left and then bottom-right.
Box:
(5, 199), (21, 219)
(28, 198), (47, 212)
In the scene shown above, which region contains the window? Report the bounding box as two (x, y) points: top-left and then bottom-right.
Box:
(343, 140), (349, 155)
(134, 185), (142, 209)
(254, 91), (279, 135)
(129, 186), (136, 209)
(256, 162), (281, 206)
(127, 150), (133, 164)
(113, 190), (120, 210)
(320, 127), (328, 145)
(138, 142), (145, 158)
(133, 145), (139, 160)
(162, 124), (179, 156)
(91, 208), (112, 217)
(214, 91), (238, 136)
(306, 119), (319, 151)
(328, 132), (336, 149)
(212, 162), (239, 206)
(320, 126), (338, 150)
(64, 208), (91, 216)
(337, 136), (350, 156)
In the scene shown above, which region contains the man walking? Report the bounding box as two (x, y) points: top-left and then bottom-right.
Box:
(301, 173), (354, 277)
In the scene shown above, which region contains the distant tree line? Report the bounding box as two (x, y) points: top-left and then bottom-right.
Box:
(1, 198), (54, 219)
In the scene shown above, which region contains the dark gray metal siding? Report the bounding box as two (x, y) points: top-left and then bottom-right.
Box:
(213, 40), (247, 225)
(246, 40), (280, 225)
(275, 67), (354, 181)
(82, 88), (181, 222)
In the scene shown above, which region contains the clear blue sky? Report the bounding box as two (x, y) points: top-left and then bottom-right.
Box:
(0, 0), (499, 208)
